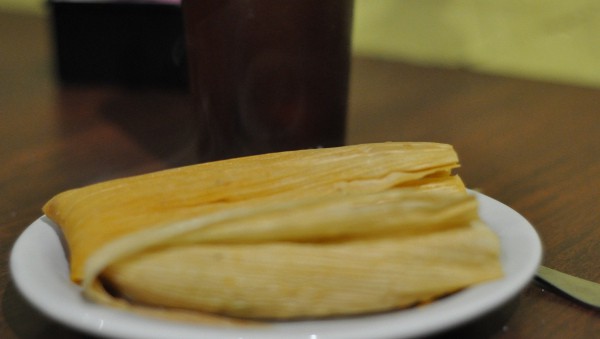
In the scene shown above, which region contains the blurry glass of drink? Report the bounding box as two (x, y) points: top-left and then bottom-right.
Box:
(182, 0), (354, 161)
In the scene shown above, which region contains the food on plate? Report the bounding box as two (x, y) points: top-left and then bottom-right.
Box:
(43, 142), (502, 320)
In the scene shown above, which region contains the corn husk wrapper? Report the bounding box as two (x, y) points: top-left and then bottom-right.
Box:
(42, 142), (503, 320)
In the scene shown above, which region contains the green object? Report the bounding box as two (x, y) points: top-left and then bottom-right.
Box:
(536, 265), (600, 309)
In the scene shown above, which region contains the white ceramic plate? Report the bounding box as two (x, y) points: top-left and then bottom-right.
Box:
(10, 191), (542, 339)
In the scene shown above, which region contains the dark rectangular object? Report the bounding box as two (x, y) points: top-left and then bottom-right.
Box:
(48, 1), (187, 87)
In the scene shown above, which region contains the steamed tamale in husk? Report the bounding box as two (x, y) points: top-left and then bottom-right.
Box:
(43, 142), (503, 320)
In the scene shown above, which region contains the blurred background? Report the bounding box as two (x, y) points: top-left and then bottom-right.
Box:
(3, 0), (599, 89)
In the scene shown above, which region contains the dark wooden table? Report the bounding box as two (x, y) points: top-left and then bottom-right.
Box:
(1, 11), (598, 339)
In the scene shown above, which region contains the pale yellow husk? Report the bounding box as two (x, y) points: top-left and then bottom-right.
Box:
(42, 142), (503, 320)
(43, 142), (462, 282)
(99, 212), (500, 320)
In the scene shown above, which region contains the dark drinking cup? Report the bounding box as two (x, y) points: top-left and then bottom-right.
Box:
(182, 0), (354, 161)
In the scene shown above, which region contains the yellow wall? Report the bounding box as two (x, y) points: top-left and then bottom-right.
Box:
(0, 0), (44, 14)
(3, 0), (600, 88)
(353, 0), (600, 88)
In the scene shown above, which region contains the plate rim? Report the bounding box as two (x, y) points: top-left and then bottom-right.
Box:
(9, 191), (542, 339)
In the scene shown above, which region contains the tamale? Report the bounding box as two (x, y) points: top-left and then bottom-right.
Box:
(44, 142), (463, 282)
(42, 142), (503, 320)
(102, 223), (499, 319)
